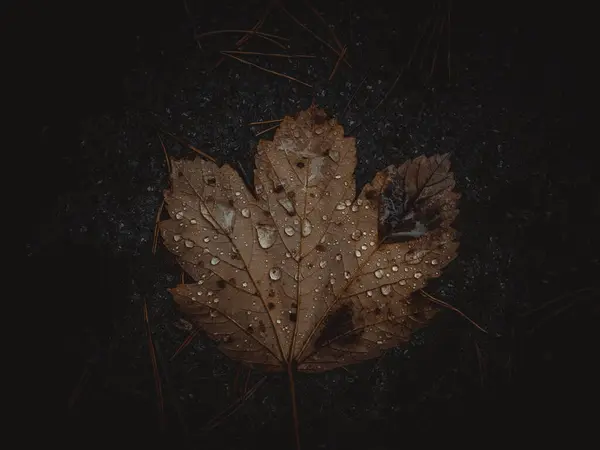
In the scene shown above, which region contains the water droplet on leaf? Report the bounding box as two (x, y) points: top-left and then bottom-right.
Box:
(269, 267), (282, 280)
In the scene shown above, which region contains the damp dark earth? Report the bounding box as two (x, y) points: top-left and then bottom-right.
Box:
(21, 0), (597, 448)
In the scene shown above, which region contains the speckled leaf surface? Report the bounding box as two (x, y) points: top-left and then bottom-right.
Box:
(160, 106), (459, 372)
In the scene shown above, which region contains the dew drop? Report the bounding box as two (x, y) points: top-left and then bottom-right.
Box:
(355, 250), (362, 257)
(315, 126), (324, 135)
(328, 149), (340, 162)
(381, 285), (392, 296)
(431, 259), (439, 265)
(398, 280), (407, 285)
(242, 282), (248, 287)
(190, 219), (197, 224)
(319, 260), (327, 268)
(335, 254), (342, 261)
(361, 244), (368, 251)
(241, 208), (250, 218)
(184, 240), (194, 248)
(175, 211), (184, 220)
(344, 271), (351, 279)
(210, 310), (218, 318)
(173, 234), (182, 242)
(213, 298), (219, 303)
(278, 198), (296, 215)
(276, 318), (282, 324)
(284, 225), (295, 236)
(302, 218), (312, 237)
(351, 204), (359, 212)
(366, 290), (373, 297)
(391, 265), (399, 272)
(329, 277), (336, 285)
(215, 202), (236, 233)
(335, 202), (346, 210)
(351, 230), (362, 240)
(414, 272), (423, 279)
(210, 257), (220, 265)
(256, 225), (277, 249)
(203, 237), (210, 243)
(269, 267), (282, 281)
(374, 269), (384, 279)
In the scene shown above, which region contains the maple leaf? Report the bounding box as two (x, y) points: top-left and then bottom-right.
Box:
(159, 106), (459, 373)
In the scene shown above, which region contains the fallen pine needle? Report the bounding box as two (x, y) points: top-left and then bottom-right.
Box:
(152, 199), (165, 255)
(248, 118), (283, 126)
(195, 29), (288, 42)
(220, 52), (312, 87)
(328, 45), (347, 80)
(255, 124), (280, 136)
(306, 1), (345, 52)
(143, 300), (165, 430)
(280, 5), (351, 68)
(170, 328), (200, 361)
(202, 376), (267, 431)
(157, 134), (171, 174)
(420, 290), (488, 334)
(161, 131), (217, 163)
(222, 50), (315, 58)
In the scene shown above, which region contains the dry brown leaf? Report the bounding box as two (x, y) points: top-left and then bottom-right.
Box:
(159, 106), (459, 372)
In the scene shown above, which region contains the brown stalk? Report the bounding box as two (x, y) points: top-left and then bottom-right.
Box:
(287, 363), (302, 450)
(221, 51), (312, 87)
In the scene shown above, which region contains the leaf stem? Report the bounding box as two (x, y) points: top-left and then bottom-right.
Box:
(287, 362), (301, 450)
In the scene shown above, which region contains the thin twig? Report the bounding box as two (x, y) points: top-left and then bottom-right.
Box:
(420, 290), (488, 334)
(255, 123), (280, 136)
(280, 5), (351, 68)
(222, 50), (315, 58)
(221, 52), (312, 87)
(328, 45), (347, 81)
(248, 118), (284, 125)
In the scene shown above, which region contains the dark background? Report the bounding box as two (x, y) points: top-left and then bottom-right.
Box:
(16, 0), (598, 448)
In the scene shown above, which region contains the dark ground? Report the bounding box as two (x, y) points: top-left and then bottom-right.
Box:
(17, 0), (599, 448)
